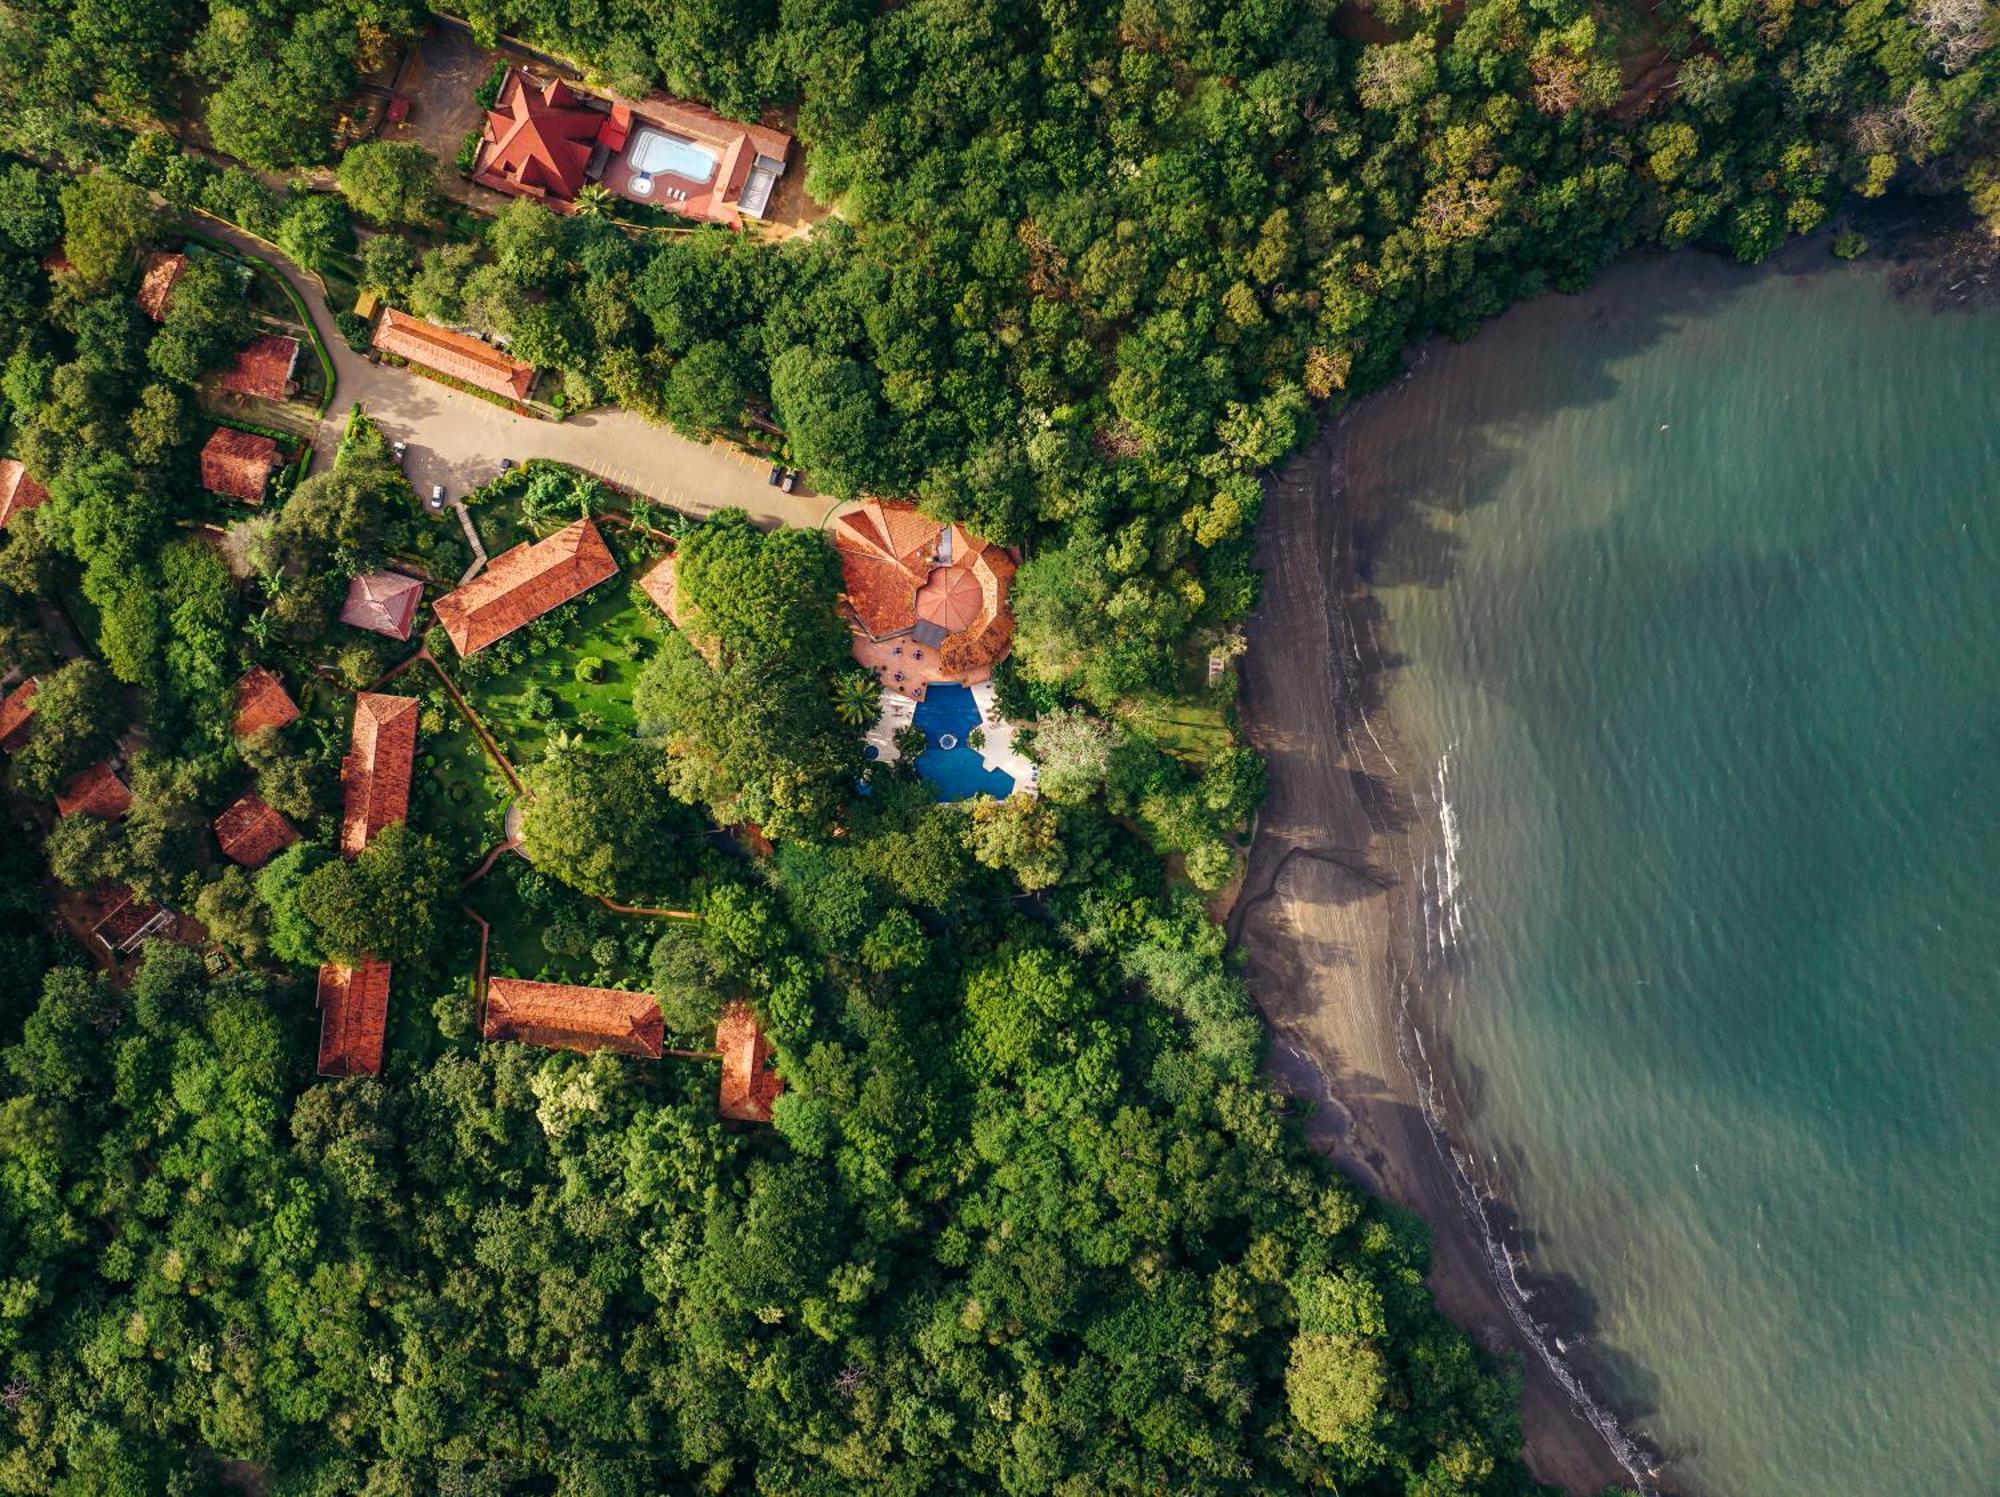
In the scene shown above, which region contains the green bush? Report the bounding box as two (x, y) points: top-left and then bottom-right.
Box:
(455, 128), (482, 176)
(334, 310), (371, 351)
(574, 655), (604, 683)
(474, 61), (508, 111)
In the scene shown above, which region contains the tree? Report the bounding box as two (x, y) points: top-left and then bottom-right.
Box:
(293, 823), (454, 963)
(830, 671), (879, 728)
(358, 232), (420, 300)
(9, 659), (122, 799)
(255, 841), (327, 966)
(1031, 709), (1119, 804)
(195, 865), (268, 959)
(336, 142), (437, 226)
(660, 340), (749, 437)
(963, 794), (1067, 890)
(145, 256), (253, 385)
(58, 172), (151, 292)
(519, 744), (691, 898)
(1285, 1333), (1387, 1448)
(963, 943), (1094, 1077)
(767, 346), (882, 500)
(276, 193), (353, 274)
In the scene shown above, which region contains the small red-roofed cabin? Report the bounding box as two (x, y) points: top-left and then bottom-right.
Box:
(339, 570), (426, 640)
(340, 692), (418, 857)
(637, 554), (686, 628)
(432, 518), (618, 656)
(200, 428), (282, 504)
(717, 1000), (783, 1122)
(232, 666), (300, 737)
(0, 459), (48, 531)
(212, 791), (298, 868)
(218, 333), (300, 400)
(55, 761), (131, 819)
(317, 959), (391, 1076)
(91, 889), (173, 956)
(0, 677), (36, 752)
(136, 251), (186, 321)
(482, 978), (665, 1058)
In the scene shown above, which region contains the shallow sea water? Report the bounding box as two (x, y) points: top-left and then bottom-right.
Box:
(1346, 245), (2000, 1496)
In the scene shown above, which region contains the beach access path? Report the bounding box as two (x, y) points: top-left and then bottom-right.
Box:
(1232, 424), (1636, 1497)
(195, 220), (832, 532)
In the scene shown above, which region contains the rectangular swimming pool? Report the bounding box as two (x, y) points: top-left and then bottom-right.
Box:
(627, 128), (717, 184)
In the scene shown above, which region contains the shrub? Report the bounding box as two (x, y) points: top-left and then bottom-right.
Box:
(574, 655), (604, 683)
(475, 61), (509, 111)
(334, 311), (371, 351)
(456, 128), (482, 176)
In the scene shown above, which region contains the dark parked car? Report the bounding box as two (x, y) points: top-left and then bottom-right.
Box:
(767, 463), (784, 487)
(500, 458), (516, 474)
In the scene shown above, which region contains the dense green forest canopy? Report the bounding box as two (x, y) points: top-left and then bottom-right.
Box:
(0, 0), (1993, 1491)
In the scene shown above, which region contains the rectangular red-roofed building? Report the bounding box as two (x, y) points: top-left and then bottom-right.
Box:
(339, 693), (418, 857)
(317, 959), (391, 1076)
(218, 333), (300, 400)
(717, 1000), (783, 1122)
(482, 978), (665, 1058)
(0, 459), (48, 531)
(233, 666), (300, 738)
(55, 761), (131, 819)
(371, 308), (536, 402)
(212, 791), (298, 868)
(201, 428), (282, 504)
(0, 678), (36, 752)
(432, 517), (617, 656)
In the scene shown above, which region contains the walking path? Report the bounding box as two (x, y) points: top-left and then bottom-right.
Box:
(192, 219), (833, 531)
(449, 497), (487, 582)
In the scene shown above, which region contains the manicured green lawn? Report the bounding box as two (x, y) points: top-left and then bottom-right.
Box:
(454, 580), (665, 764)
(467, 856), (659, 990)
(412, 691), (513, 868)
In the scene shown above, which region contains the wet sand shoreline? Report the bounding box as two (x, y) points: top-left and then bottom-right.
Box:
(1234, 421), (1645, 1496)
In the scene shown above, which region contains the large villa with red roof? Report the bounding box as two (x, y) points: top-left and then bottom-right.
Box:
(831, 500), (1017, 696)
(471, 68), (792, 228)
(371, 309), (536, 403)
(482, 978), (665, 1058)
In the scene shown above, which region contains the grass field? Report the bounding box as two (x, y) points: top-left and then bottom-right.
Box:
(453, 580), (666, 764)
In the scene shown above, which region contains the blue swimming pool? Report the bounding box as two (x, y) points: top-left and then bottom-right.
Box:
(911, 684), (1014, 801)
(627, 128), (717, 183)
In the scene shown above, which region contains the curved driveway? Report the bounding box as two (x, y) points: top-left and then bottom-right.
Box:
(198, 219), (831, 531)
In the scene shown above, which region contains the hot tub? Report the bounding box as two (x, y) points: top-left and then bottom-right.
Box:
(626, 128), (717, 184)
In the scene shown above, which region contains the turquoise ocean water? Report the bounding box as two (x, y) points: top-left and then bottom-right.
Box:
(1346, 245), (2000, 1496)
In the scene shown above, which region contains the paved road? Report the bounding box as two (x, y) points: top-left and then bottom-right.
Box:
(198, 219), (833, 531)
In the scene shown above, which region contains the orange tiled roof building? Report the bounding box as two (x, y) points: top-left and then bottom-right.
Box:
(136, 251), (186, 321)
(0, 458), (48, 531)
(717, 1000), (783, 1122)
(637, 554), (685, 629)
(370, 309), (536, 402)
(0, 678), (35, 752)
(212, 791), (298, 868)
(217, 333), (300, 400)
(200, 428), (281, 504)
(482, 978), (666, 1058)
(340, 570), (426, 640)
(317, 959), (391, 1077)
(55, 761), (131, 819)
(432, 517), (618, 656)
(232, 667), (300, 737)
(472, 72), (604, 204)
(339, 692), (418, 857)
(830, 500), (1017, 681)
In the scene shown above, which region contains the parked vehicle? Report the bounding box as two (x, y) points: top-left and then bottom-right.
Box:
(430, 484), (446, 503)
(500, 458), (516, 474)
(779, 470), (798, 493)
(392, 440), (407, 466)
(766, 464), (784, 487)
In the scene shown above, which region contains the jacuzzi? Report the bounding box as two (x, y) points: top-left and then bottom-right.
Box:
(625, 128), (717, 184)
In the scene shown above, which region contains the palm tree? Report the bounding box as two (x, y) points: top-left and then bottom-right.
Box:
(243, 610), (274, 651)
(574, 183), (613, 218)
(832, 671), (881, 728)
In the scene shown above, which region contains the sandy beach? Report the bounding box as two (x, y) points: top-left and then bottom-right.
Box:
(1233, 422), (1638, 1496)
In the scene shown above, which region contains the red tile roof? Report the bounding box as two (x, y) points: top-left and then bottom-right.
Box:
(830, 501), (1017, 675)
(0, 678), (35, 753)
(339, 570), (426, 640)
(482, 978), (665, 1058)
(473, 70), (602, 203)
(604, 96), (793, 227)
(717, 1000), (784, 1122)
(217, 333), (300, 400)
(339, 693), (418, 857)
(55, 761), (131, 819)
(371, 308), (536, 402)
(317, 959), (391, 1076)
(93, 889), (172, 955)
(0, 458), (48, 531)
(212, 791), (298, 868)
(200, 427), (281, 504)
(638, 554), (686, 628)
(136, 251), (186, 321)
(232, 667), (301, 737)
(432, 518), (618, 656)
